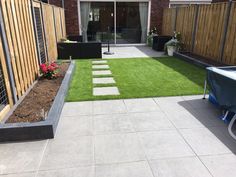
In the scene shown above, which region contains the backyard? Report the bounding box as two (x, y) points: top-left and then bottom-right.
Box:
(0, 0), (236, 177)
(67, 57), (206, 101)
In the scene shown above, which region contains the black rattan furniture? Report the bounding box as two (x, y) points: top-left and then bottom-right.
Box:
(152, 35), (172, 51)
(57, 42), (102, 59)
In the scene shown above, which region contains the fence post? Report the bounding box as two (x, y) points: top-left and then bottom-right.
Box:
(173, 7), (178, 32)
(0, 8), (17, 103)
(220, 0), (232, 62)
(191, 5), (199, 52)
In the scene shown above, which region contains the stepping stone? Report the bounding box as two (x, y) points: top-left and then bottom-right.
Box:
(93, 70), (112, 76)
(92, 60), (107, 64)
(92, 65), (109, 69)
(93, 87), (120, 96)
(93, 77), (115, 84)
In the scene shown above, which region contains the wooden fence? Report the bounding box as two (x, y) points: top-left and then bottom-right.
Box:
(162, 1), (236, 65)
(0, 0), (66, 120)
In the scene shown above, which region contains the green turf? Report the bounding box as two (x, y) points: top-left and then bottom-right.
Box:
(66, 57), (206, 101)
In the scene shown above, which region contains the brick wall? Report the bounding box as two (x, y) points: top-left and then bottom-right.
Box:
(150, 0), (170, 34)
(49, 0), (169, 37)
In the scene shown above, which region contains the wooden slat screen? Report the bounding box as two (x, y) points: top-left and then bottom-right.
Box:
(223, 2), (236, 65)
(162, 8), (176, 36)
(41, 3), (57, 61)
(175, 6), (197, 51)
(193, 3), (227, 62)
(162, 2), (236, 65)
(0, 0), (67, 118)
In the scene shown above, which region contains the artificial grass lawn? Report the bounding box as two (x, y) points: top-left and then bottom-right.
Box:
(66, 57), (206, 101)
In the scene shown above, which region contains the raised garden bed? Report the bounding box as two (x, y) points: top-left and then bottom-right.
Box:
(0, 61), (75, 142)
(174, 52), (226, 68)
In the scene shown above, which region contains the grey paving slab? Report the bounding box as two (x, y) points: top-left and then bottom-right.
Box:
(1, 173), (36, 177)
(92, 60), (107, 64)
(180, 127), (232, 156)
(182, 95), (215, 109)
(102, 46), (166, 59)
(39, 136), (94, 170)
(93, 100), (127, 115)
(138, 130), (195, 160)
(96, 161), (154, 177)
(164, 110), (208, 129)
(37, 166), (95, 177)
(189, 108), (224, 128)
(93, 87), (119, 96)
(94, 114), (134, 135)
(56, 115), (93, 138)
(200, 154), (236, 177)
(95, 133), (146, 164)
(149, 156), (212, 177)
(92, 65), (109, 69)
(124, 98), (161, 113)
(154, 96), (192, 113)
(0, 140), (47, 175)
(93, 77), (115, 84)
(61, 102), (93, 116)
(92, 70), (112, 76)
(129, 112), (175, 131)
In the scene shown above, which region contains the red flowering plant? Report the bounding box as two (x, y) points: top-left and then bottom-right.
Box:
(40, 62), (60, 79)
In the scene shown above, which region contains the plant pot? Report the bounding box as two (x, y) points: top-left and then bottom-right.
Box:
(167, 46), (176, 56)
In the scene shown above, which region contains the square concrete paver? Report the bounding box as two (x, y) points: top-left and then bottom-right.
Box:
(0, 140), (47, 175)
(94, 114), (134, 135)
(1, 173), (36, 177)
(92, 65), (109, 69)
(37, 166), (95, 177)
(61, 102), (93, 116)
(200, 154), (236, 177)
(180, 127), (232, 156)
(93, 87), (119, 96)
(124, 98), (161, 113)
(93, 100), (127, 115)
(92, 70), (112, 76)
(96, 161), (153, 177)
(138, 130), (194, 160)
(129, 112), (174, 131)
(40, 136), (94, 170)
(56, 115), (93, 138)
(93, 77), (115, 84)
(149, 156), (212, 177)
(95, 133), (145, 164)
(92, 60), (107, 64)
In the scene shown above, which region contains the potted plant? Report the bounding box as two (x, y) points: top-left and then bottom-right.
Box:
(164, 32), (182, 56)
(147, 27), (158, 47)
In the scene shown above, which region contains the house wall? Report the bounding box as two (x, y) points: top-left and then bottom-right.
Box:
(49, 0), (170, 36)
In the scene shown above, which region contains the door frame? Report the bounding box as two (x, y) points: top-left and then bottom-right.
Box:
(77, 0), (151, 45)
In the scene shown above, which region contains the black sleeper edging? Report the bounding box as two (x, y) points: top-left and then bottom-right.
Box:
(173, 52), (212, 68)
(0, 61), (75, 142)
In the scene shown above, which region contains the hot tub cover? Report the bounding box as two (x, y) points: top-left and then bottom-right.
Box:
(207, 66), (236, 112)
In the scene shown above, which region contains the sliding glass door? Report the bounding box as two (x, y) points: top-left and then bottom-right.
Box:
(81, 2), (114, 43)
(80, 1), (148, 44)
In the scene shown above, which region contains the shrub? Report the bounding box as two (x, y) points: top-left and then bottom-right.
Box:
(40, 62), (59, 79)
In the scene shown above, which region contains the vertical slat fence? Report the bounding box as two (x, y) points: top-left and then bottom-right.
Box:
(162, 2), (236, 65)
(0, 0), (67, 119)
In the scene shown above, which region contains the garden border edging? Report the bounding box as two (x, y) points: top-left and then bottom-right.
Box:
(0, 61), (75, 142)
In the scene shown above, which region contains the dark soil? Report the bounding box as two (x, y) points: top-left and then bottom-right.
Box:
(6, 62), (69, 123)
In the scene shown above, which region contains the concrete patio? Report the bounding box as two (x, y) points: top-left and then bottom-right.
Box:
(102, 46), (165, 59)
(1, 95), (236, 177)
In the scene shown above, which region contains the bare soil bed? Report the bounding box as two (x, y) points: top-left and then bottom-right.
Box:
(6, 62), (69, 123)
